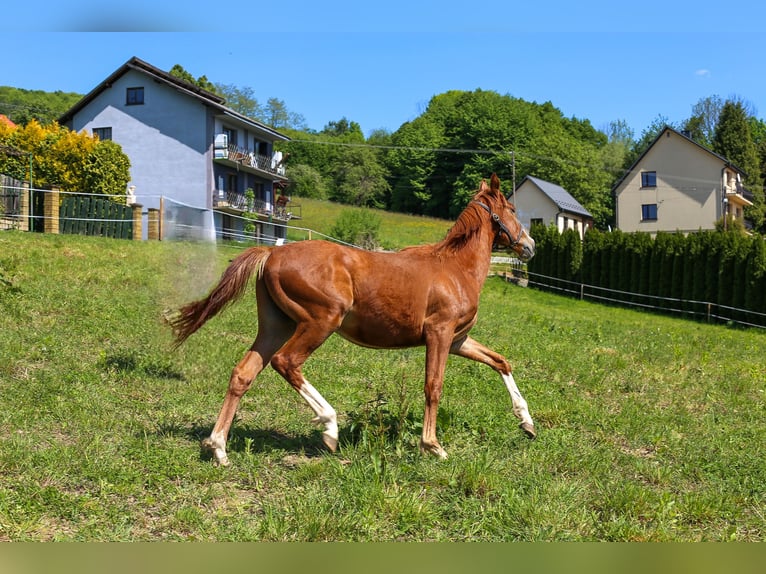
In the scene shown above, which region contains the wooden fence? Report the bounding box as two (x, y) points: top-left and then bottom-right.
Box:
(60, 194), (133, 239)
(0, 182), (156, 240)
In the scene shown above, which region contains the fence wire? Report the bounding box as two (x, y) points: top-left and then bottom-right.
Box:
(522, 269), (766, 329)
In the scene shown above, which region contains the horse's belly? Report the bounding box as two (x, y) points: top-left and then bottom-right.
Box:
(338, 311), (424, 349)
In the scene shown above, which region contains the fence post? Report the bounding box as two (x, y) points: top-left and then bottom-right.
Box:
(19, 182), (30, 232)
(131, 203), (143, 240)
(148, 208), (159, 240)
(44, 186), (60, 234)
(159, 196), (164, 240)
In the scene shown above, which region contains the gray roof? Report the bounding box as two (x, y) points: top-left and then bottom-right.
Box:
(520, 176), (592, 218)
(59, 56), (289, 142)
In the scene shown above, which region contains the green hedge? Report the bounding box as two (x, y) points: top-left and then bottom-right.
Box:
(526, 225), (766, 327)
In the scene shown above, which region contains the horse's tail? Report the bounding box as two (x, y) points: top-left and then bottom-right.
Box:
(166, 247), (272, 348)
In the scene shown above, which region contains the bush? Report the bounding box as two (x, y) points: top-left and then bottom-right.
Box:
(331, 209), (382, 250)
(286, 164), (328, 199)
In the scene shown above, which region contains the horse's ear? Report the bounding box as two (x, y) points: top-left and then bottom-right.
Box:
(490, 173), (502, 195)
(479, 179), (489, 192)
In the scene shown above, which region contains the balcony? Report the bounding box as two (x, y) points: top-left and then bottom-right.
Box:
(213, 142), (288, 181)
(213, 190), (301, 221)
(724, 180), (754, 209)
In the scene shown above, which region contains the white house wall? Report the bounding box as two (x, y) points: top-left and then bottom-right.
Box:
(67, 69), (210, 213)
(514, 182), (558, 231)
(515, 181), (589, 239)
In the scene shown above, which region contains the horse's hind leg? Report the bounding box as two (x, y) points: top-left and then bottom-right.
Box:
(202, 288), (293, 466)
(450, 336), (536, 439)
(202, 345), (270, 466)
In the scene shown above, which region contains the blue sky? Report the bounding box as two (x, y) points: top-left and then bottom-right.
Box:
(4, 1), (766, 140)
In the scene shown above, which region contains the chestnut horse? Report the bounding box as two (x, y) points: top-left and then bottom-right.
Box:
(168, 173), (536, 465)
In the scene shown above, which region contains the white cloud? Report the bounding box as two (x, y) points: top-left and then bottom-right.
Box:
(695, 69), (711, 77)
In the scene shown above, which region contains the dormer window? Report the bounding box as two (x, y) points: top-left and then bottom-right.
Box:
(126, 87), (144, 105)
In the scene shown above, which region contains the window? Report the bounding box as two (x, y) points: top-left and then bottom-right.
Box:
(641, 171), (657, 188)
(223, 127), (237, 147)
(226, 173), (238, 193)
(126, 87), (144, 105)
(530, 218), (543, 228)
(641, 204), (658, 221)
(92, 127), (112, 141)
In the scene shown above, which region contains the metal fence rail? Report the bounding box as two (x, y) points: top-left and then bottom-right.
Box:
(523, 269), (766, 329)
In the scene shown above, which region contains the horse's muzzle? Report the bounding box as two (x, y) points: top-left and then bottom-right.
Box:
(517, 234), (535, 262)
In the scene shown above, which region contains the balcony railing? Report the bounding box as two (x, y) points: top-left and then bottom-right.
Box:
(724, 180), (754, 207)
(215, 144), (287, 178)
(213, 190), (300, 221)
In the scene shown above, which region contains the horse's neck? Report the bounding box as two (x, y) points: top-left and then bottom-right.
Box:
(439, 222), (494, 284)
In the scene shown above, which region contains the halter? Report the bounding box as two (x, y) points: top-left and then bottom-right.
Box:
(473, 200), (523, 248)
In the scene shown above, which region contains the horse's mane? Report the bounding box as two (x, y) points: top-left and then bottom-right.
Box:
(436, 194), (491, 255)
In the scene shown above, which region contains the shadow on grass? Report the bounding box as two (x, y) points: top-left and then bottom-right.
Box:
(100, 350), (185, 380)
(150, 420), (328, 460)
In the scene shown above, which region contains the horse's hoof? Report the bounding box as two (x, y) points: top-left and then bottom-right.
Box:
(322, 433), (338, 453)
(201, 437), (230, 466)
(419, 440), (449, 460)
(520, 422), (537, 439)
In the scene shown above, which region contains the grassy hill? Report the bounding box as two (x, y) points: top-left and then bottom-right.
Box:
(0, 231), (764, 541)
(286, 196), (453, 249)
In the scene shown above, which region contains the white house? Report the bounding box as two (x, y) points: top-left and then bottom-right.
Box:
(513, 175), (593, 239)
(60, 57), (291, 241)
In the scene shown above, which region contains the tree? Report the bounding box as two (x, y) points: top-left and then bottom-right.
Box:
(0, 86), (82, 126)
(713, 100), (764, 231)
(264, 98), (307, 130)
(331, 146), (390, 208)
(285, 164), (327, 199)
(81, 140), (131, 197)
(0, 120), (130, 196)
(682, 95), (724, 147)
(384, 89), (617, 223)
(600, 120), (634, 215)
(168, 65), (218, 94)
(215, 83), (263, 119)
(387, 116), (443, 214)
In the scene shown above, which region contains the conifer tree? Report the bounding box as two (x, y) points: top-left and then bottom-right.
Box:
(713, 101), (765, 231)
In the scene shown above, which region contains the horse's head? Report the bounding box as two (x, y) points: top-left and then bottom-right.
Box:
(476, 174), (535, 261)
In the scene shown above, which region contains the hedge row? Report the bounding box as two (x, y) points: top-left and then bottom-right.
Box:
(526, 225), (766, 327)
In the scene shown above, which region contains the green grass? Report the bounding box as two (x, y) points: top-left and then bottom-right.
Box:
(1, 231), (764, 541)
(286, 196), (452, 249)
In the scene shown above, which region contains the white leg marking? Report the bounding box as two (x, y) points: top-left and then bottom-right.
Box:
(202, 430), (230, 466)
(502, 373), (534, 427)
(298, 379), (338, 450)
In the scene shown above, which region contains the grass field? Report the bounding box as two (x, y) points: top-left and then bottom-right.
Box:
(286, 197), (452, 249)
(0, 230), (764, 541)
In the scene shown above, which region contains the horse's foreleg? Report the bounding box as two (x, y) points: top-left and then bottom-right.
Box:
(295, 378), (338, 452)
(420, 336), (451, 459)
(450, 336), (536, 439)
(270, 327), (338, 452)
(202, 348), (267, 466)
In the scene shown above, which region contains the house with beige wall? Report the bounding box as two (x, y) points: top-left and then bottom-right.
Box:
(614, 126), (752, 234)
(513, 175), (593, 240)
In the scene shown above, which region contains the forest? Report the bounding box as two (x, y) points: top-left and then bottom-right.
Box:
(2, 66), (766, 232)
